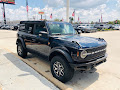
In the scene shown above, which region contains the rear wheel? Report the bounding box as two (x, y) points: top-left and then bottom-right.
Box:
(51, 56), (74, 83)
(17, 42), (27, 58)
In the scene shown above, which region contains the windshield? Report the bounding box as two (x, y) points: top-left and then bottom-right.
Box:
(47, 22), (76, 35)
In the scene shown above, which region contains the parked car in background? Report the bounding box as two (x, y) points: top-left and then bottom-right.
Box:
(0, 25), (4, 29)
(1, 25), (9, 29)
(113, 24), (120, 30)
(5, 25), (11, 30)
(76, 24), (87, 33)
(73, 24), (82, 34)
(94, 24), (108, 29)
(11, 25), (19, 30)
(85, 24), (97, 33)
(76, 24), (97, 33)
(107, 24), (114, 29)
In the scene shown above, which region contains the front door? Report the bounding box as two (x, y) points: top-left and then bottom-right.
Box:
(25, 22), (50, 56)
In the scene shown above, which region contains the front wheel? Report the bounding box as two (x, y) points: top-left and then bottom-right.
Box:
(17, 42), (27, 58)
(51, 56), (74, 83)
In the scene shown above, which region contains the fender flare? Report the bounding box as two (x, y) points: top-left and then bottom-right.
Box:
(16, 37), (26, 49)
(49, 48), (73, 63)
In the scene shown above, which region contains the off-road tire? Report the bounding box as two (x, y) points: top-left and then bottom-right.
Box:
(17, 42), (27, 58)
(51, 56), (74, 83)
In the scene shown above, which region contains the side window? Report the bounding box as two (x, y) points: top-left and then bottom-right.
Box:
(34, 24), (47, 35)
(26, 24), (34, 34)
(19, 24), (26, 32)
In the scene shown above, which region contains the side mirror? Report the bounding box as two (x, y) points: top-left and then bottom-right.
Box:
(78, 30), (81, 34)
(39, 31), (48, 36)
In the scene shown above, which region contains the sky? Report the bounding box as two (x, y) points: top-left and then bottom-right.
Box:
(0, 0), (120, 22)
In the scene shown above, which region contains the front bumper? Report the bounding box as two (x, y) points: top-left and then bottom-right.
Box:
(70, 54), (107, 71)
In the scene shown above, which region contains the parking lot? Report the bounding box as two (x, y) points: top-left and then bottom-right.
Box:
(0, 30), (120, 90)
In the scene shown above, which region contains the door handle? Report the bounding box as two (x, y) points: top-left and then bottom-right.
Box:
(32, 39), (36, 42)
(39, 34), (42, 36)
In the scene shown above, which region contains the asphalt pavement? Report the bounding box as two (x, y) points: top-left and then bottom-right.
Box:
(0, 30), (120, 90)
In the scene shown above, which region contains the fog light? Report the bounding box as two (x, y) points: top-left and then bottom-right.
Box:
(81, 50), (87, 59)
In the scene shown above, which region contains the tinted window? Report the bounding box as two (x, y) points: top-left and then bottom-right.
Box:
(82, 25), (85, 26)
(26, 24), (34, 34)
(34, 24), (47, 35)
(19, 24), (26, 32)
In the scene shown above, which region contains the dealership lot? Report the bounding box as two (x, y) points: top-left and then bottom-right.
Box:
(0, 30), (120, 90)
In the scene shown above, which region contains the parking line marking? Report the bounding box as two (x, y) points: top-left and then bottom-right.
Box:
(3, 48), (73, 90)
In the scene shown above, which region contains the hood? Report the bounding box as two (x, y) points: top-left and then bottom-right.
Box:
(55, 35), (106, 48)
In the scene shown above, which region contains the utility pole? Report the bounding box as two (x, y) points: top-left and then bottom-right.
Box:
(26, 0), (29, 20)
(74, 9), (75, 23)
(3, 3), (6, 24)
(101, 13), (102, 23)
(0, 1), (15, 24)
(66, 0), (69, 22)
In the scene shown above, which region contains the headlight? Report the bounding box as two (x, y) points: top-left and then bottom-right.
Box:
(81, 50), (87, 59)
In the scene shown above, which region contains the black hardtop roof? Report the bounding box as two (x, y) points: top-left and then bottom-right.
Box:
(20, 21), (69, 24)
(20, 21), (45, 24)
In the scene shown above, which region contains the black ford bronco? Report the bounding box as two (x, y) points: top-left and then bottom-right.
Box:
(16, 21), (107, 83)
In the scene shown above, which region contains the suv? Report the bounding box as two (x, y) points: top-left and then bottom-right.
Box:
(94, 24), (108, 29)
(16, 21), (107, 83)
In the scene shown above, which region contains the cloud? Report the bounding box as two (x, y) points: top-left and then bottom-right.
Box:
(116, 0), (120, 7)
(0, 0), (119, 23)
(43, 0), (64, 7)
(44, 0), (108, 9)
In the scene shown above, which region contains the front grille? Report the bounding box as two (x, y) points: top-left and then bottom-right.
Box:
(78, 45), (106, 63)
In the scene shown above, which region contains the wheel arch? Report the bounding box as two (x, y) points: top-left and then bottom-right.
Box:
(49, 49), (73, 63)
(16, 38), (26, 49)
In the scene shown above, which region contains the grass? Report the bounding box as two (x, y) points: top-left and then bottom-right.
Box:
(97, 29), (114, 31)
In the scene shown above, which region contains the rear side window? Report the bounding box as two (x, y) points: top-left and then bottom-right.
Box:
(26, 24), (34, 34)
(19, 24), (26, 32)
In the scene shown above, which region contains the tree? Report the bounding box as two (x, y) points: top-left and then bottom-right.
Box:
(69, 17), (74, 23)
(108, 20), (120, 24)
(108, 21), (114, 24)
(91, 21), (94, 24)
(54, 18), (60, 21)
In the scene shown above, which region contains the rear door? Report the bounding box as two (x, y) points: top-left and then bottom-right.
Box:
(24, 23), (37, 52)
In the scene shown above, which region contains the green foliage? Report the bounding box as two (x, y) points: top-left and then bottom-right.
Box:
(108, 21), (114, 24)
(108, 20), (120, 24)
(74, 22), (78, 24)
(69, 17), (74, 23)
(91, 21), (94, 24)
(54, 18), (60, 21)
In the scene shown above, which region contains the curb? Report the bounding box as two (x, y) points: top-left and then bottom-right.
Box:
(4, 48), (73, 90)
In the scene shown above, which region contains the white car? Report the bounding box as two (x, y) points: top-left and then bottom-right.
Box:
(113, 24), (120, 30)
